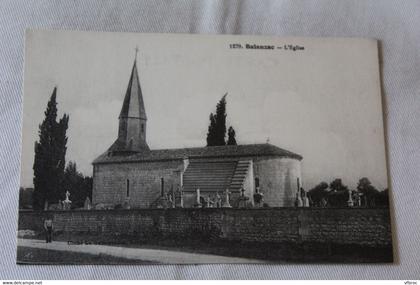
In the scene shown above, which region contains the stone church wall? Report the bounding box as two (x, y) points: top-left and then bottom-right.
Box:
(93, 155), (301, 209)
(239, 160), (254, 205)
(187, 156), (302, 207)
(93, 160), (184, 208)
(253, 157), (302, 207)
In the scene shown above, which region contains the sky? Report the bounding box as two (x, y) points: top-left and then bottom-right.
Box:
(20, 30), (389, 191)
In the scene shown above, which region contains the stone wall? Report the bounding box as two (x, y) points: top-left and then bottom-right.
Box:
(253, 157), (302, 207)
(18, 207), (392, 247)
(93, 155), (302, 209)
(188, 156), (302, 207)
(93, 160), (184, 208)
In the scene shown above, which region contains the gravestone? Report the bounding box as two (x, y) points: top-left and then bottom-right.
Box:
(215, 192), (222, 208)
(84, 197), (91, 210)
(303, 191), (310, 207)
(194, 188), (202, 208)
(347, 189), (354, 207)
(237, 188), (250, 208)
(253, 187), (264, 207)
(62, 190), (72, 210)
(222, 189), (232, 208)
(175, 186), (184, 208)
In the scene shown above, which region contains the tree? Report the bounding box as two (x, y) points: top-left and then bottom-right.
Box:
(357, 177), (379, 206)
(63, 161), (93, 208)
(307, 182), (329, 206)
(206, 93), (237, 146)
(213, 94), (227, 145)
(206, 113), (217, 146)
(329, 178), (348, 192)
(325, 179), (350, 207)
(376, 188), (390, 207)
(32, 87), (69, 209)
(19, 187), (34, 209)
(227, 126), (237, 145)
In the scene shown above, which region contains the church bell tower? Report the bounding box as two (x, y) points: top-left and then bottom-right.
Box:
(111, 49), (149, 154)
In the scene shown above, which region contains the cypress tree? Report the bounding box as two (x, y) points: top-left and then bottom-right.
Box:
(227, 126), (237, 145)
(206, 93), (229, 146)
(33, 87), (69, 209)
(56, 112), (69, 199)
(214, 94), (227, 146)
(206, 113), (217, 146)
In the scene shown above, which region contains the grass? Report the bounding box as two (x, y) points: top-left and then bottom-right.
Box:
(19, 233), (393, 263)
(17, 246), (156, 265)
(122, 239), (393, 263)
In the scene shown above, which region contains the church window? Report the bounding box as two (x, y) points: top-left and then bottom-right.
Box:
(160, 177), (164, 196)
(126, 179), (130, 197)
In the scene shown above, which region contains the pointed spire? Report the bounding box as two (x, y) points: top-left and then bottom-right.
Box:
(135, 45), (139, 62)
(119, 57), (147, 120)
(110, 50), (150, 154)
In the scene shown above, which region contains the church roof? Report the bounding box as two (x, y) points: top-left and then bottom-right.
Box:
(119, 60), (147, 120)
(106, 137), (150, 154)
(92, 143), (302, 164)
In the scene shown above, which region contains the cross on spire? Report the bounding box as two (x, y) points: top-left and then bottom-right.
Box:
(135, 46), (139, 62)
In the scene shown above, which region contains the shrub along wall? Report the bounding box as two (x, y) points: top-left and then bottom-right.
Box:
(18, 207), (392, 247)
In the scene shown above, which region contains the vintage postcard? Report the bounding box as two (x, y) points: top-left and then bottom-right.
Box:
(17, 30), (392, 264)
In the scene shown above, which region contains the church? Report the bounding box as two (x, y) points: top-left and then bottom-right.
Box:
(92, 57), (303, 209)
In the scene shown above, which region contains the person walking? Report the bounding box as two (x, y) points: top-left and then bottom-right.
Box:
(43, 216), (53, 243)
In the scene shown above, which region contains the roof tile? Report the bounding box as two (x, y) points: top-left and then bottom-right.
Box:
(93, 143), (302, 164)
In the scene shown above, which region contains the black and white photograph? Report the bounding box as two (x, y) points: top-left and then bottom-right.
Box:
(17, 30), (392, 264)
